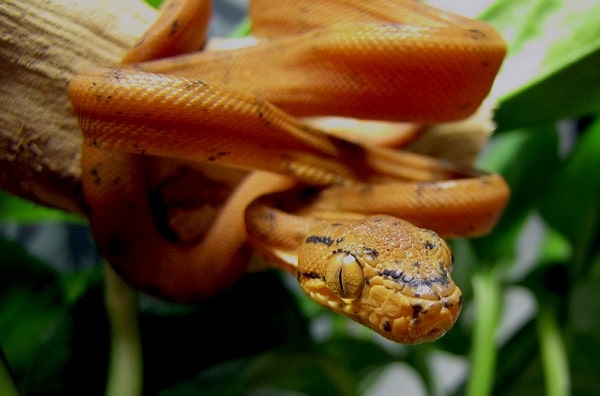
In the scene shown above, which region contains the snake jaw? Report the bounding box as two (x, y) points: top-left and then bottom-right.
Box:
(363, 280), (462, 344)
(298, 215), (462, 343)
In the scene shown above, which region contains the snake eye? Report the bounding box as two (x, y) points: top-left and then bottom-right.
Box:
(325, 253), (365, 300)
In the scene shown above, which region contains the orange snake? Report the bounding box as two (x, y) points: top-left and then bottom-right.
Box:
(68, 0), (509, 343)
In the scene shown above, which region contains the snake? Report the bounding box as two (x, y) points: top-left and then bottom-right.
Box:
(68, 0), (509, 344)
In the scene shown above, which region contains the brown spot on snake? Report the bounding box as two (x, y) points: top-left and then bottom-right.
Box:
(170, 20), (180, 36)
(207, 151), (231, 162)
(412, 303), (423, 319)
(383, 320), (392, 332)
(468, 28), (487, 40)
(364, 247), (379, 258)
(424, 241), (436, 250)
(89, 166), (101, 186)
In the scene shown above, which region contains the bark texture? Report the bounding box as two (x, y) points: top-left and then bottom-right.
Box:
(0, 0), (157, 213)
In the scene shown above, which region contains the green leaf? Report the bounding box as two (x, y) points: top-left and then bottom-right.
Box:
(480, 1), (600, 129)
(569, 332), (600, 396)
(145, 0), (163, 8)
(495, 50), (600, 131)
(138, 271), (310, 393)
(243, 347), (359, 396)
(60, 266), (104, 305)
(0, 351), (20, 396)
(568, 265), (600, 395)
(570, 276), (600, 335)
(320, 338), (396, 375)
(466, 266), (503, 396)
(537, 226), (572, 267)
(538, 118), (600, 275)
(160, 357), (250, 395)
(0, 241), (72, 395)
(470, 125), (560, 265)
(229, 18), (251, 38)
(491, 321), (541, 395)
(0, 191), (84, 225)
(0, 288), (63, 368)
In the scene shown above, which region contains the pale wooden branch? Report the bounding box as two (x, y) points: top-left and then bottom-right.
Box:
(0, 0), (157, 213)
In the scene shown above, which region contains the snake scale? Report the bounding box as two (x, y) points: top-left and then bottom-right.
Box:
(68, 0), (508, 343)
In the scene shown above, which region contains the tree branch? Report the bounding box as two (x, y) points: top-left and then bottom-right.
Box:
(0, 0), (157, 213)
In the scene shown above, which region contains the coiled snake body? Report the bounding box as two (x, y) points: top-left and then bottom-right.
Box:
(68, 0), (508, 343)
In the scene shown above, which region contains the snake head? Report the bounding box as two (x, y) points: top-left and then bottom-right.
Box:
(297, 215), (461, 344)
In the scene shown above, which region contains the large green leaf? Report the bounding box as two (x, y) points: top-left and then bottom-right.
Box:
(538, 118), (600, 275)
(568, 251), (600, 396)
(470, 125), (560, 266)
(479, 1), (600, 130)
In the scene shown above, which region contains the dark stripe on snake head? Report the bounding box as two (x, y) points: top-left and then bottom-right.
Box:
(305, 235), (334, 246)
(299, 271), (325, 281)
(364, 247), (379, 258)
(412, 304), (423, 319)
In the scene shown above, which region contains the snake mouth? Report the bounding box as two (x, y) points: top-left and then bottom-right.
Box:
(363, 282), (463, 343)
(302, 277), (462, 343)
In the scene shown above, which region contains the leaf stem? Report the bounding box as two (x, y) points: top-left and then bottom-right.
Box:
(104, 262), (143, 396)
(536, 303), (569, 396)
(466, 267), (501, 396)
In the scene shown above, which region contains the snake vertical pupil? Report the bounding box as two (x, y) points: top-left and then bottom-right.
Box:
(325, 253), (364, 300)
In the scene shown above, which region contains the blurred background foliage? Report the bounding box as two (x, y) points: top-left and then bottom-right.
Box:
(1, 0), (599, 395)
